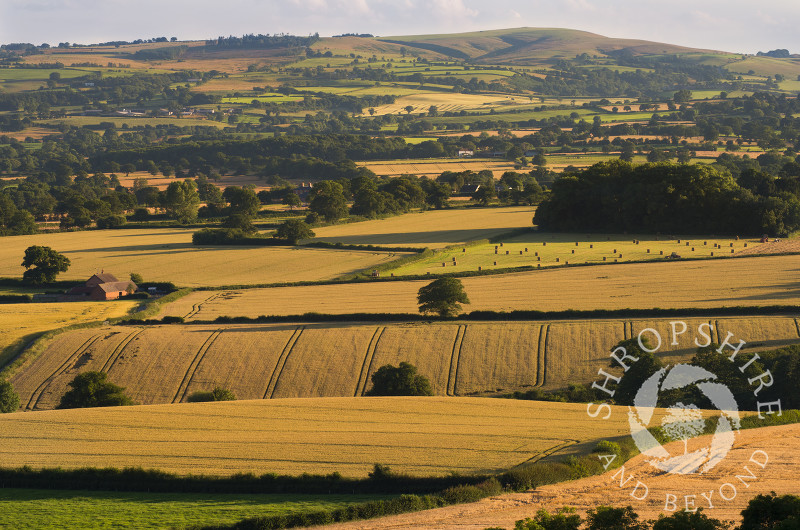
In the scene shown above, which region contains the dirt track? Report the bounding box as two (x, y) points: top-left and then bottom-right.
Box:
(316, 423), (800, 529)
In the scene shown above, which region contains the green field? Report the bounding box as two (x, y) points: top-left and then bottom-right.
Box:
(0, 489), (387, 529)
(389, 232), (761, 275)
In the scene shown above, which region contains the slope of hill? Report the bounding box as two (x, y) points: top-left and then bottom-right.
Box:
(9, 316), (799, 409)
(317, 422), (800, 528)
(378, 27), (723, 63)
(0, 397), (654, 477)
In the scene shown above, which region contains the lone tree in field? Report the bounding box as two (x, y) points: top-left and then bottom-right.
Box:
(275, 219), (315, 245)
(417, 277), (470, 317)
(21, 245), (70, 285)
(365, 362), (433, 396)
(0, 381), (20, 413)
(57, 371), (134, 409)
(187, 387), (236, 402)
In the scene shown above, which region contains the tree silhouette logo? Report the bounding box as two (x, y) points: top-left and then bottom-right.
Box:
(628, 364), (741, 474)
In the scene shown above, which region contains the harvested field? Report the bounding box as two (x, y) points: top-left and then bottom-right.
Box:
(0, 302), (137, 366)
(391, 233), (763, 275)
(310, 206), (534, 248)
(0, 229), (406, 287)
(11, 316), (799, 409)
(0, 397), (672, 477)
(160, 255), (800, 318)
(359, 158), (517, 178)
(320, 423), (800, 528)
(736, 238), (800, 256)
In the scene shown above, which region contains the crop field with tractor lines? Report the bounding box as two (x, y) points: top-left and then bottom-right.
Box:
(0, 397), (679, 477)
(9, 316), (799, 410)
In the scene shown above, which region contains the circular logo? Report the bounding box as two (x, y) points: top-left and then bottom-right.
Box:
(628, 364), (741, 474)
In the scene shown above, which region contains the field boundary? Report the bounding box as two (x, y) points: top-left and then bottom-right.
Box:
(101, 329), (145, 373)
(183, 292), (222, 320)
(25, 334), (102, 411)
(447, 325), (467, 396)
(795, 318), (800, 338)
(355, 327), (386, 396)
(511, 438), (580, 469)
(173, 329), (223, 403)
(264, 326), (305, 399)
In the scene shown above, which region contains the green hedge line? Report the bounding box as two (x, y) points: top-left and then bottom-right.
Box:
(0, 294), (32, 303)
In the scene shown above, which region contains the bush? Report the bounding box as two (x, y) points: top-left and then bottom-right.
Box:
(586, 506), (646, 530)
(0, 381), (20, 413)
(651, 509), (728, 530)
(740, 493), (800, 530)
(96, 215), (126, 229)
(192, 227), (247, 245)
(187, 387), (236, 402)
(365, 362), (433, 396)
(132, 208), (150, 221)
(161, 316), (184, 324)
(592, 440), (621, 455)
(57, 372), (134, 409)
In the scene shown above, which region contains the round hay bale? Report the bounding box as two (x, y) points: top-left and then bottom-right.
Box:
(555, 257), (560, 262)
(506, 251), (510, 255)
(478, 266), (482, 271)
(520, 251), (523, 255)
(537, 257), (541, 261)
(731, 249), (734, 254)
(493, 261), (497, 265)
(590, 244), (593, 248)
(603, 256), (607, 261)
(535, 252), (538, 256)
(571, 249), (575, 254)
(744, 243), (748, 247)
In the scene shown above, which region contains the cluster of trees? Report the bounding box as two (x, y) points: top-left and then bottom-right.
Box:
(203, 33), (320, 50)
(534, 160), (800, 235)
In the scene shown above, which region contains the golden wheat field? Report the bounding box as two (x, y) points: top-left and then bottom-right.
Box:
(310, 206), (534, 248)
(0, 229), (405, 286)
(0, 397), (671, 477)
(390, 233), (763, 275)
(10, 316), (798, 410)
(0, 302), (137, 365)
(359, 158), (517, 178)
(161, 255), (800, 319)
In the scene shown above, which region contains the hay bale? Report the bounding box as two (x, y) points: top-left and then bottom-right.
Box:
(710, 252), (714, 256)
(647, 249), (650, 253)
(730, 243), (734, 247)
(478, 266), (482, 271)
(493, 261), (497, 266)
(692, 247), (695, 251)
(575, 242), (579, 246)
(613, 248), (617, 253)
(731, 249), (734, 254)
(535, 252), (538, 256)
(660, 250), (663, 255)
(525, 248), (528, 252)
(744, 243), (748, 247)
(442, 262), (446, 267)
(462, 248), (466, 252)
(543, 242), (546, 246)
(603, 256), (607, 261)
(500, 242), (504, 247)
(571, 249), (575, 254)
(590, 244), (593, 248)
(556, 257), (560, 262)
(537, 257), (541, 261)
(506, 250), (510, 255)
(520, 251), (523, 255)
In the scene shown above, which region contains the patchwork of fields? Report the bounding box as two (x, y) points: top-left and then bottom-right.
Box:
(161, 255), (800, 317)
(0, 229), (406, 287)
(11, 316), (799, 409)
(0, 397), (674, 477)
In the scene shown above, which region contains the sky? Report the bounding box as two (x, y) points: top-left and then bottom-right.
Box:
(0, 0), (798, 54)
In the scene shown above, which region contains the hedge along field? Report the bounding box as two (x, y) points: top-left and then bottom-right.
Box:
(0, 229), (407, 287)
(11, 316), (800, 409)
(0, 397), (674, 477)
(0, 302), (138, 368)
(161, 255), (800, 318)
(309, 206), (534, 249)
(389, 233), (764, 275)
(0, 489), (387, 530)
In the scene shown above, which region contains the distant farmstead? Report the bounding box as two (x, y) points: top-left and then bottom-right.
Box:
(65, 273), (137, 301)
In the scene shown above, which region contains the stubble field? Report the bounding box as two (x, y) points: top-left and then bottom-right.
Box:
(160, 255), (800, 317)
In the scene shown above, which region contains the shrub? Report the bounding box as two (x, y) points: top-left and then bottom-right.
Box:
(586, 506), (646, 530)
(187, 387), (236, 402)
(161, 316), (185, 324)
(57, 372), (134, 409)
(365, 362), (433, 396)
(96, 215), (126, 229)
(650, 508), (728, 529)
(592, 440), (621, 455)
(740, 493), (800, 530)
(0, 381), (20, 413)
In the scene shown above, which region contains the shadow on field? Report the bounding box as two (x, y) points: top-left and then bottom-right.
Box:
(701, 281), (800, 302)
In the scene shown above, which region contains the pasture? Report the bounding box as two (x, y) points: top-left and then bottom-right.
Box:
(160, 254), (800, 316)
(389, 233), (763, 275)
(0, 301), (137, 367)
(0, 229), (406, 287)
(310, 206), (534, 248)
(0, 489), (384, 530)
(10, 315), (799, 408)
(0, 397), (675, 476)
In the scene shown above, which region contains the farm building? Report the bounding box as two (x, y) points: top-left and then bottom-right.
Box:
(63, 272), (137, 302)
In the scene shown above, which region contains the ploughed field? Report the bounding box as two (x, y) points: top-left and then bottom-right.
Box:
(0, 397), (673, 477)
(161, 255), (800, 318)
(11, 317), (799, 410)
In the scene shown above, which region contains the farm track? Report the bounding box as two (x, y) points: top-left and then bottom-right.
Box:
(183, 293), (222, 320)
(172, 329), (223, 403)
(535, 324), (550, 387)
(264, 327), (305, 399)
(355, 327), (385, 396)
(100, 329), (145, 373)
(447, 325), (467, 396)
(25, 334), (102, 411)
(511, 439), (580, 469)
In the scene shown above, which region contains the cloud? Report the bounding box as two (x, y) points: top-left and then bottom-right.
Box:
(566, 0), (596, 12)
(431, 0), (478, 18)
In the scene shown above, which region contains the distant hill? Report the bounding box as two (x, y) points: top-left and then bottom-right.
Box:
(374, 27), (725, 63)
